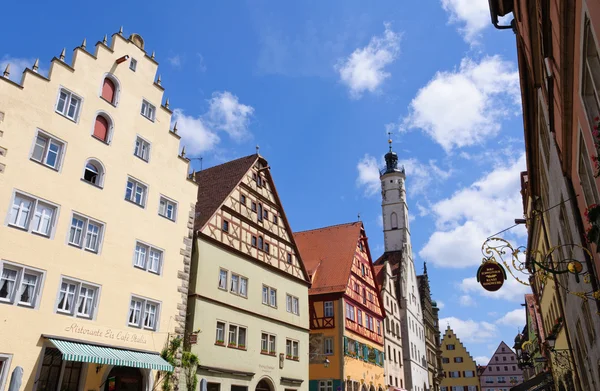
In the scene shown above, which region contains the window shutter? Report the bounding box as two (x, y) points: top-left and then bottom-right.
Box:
(344, 337), (348, 354)
(93, 116), (109, 141)
(363, 345), (368, 362)
(101, 78), (116, 103)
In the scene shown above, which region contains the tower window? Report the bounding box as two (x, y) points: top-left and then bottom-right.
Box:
(391, 212), (398, 230)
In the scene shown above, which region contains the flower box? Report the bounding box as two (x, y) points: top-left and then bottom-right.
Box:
(215, 340), (225, 346)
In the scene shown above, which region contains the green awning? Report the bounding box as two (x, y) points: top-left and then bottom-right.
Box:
(49, 338), (173, 371)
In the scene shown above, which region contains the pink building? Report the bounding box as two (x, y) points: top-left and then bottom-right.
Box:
(479, 342), (524, 391)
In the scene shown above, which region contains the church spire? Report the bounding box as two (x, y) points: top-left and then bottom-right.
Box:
(382, 132), (404, 176)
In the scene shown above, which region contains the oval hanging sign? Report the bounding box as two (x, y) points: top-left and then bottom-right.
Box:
(476, 261), (506, 292)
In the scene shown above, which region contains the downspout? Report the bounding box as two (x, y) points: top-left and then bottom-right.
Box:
(340, 298), (346, 391)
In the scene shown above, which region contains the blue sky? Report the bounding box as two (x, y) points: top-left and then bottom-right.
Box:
(1, 0), (532, 366)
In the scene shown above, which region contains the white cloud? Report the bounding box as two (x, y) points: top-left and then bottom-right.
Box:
(459, 294), (476, 307)
(172, 109), (220, 155)
(173, 91), (254, 155)
(168, 55), (182, 68)
(419, 153), (527, 268)
(0, 55), (47, 82)
(474, 356), (491, 366)
(197, 54), (207, 72)
(436, 300), (445, 309)
(356, 155), (452, 197)
(441, 0), (491, 44)
(335, 22), (400, 99)
(206, 91), (254, 141)
(439, 316), (498, 343)
(356, 155), (381, 196)
(402, 56), (520, 152)
(459, 276), (531, 302)
(496, 308), (526, 328)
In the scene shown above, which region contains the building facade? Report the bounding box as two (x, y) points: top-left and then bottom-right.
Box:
(374, 262), (406, 390)
(186, 154), (310, 391)
(417, 265), (442, 391)
(489, 1), (600, 389)
(0, 30), (197, 391)
(479, 342), (523, 391)
(521, 294), (548, 381)
(374, 142), (429, 391)
(439, 326), (479, 391)
(294, 222), (385, 391)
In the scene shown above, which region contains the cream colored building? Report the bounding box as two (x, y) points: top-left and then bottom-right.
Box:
(0, 30), (197, 391)
(187, 154), (310, 391)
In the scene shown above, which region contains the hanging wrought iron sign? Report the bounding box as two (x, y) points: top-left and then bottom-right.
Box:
(476, 261), (506, 291)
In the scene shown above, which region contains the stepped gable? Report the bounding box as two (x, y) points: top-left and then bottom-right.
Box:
(441, 326), (477, 361)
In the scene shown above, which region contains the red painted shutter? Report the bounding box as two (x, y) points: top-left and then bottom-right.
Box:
(94, 116), (109, 141)
(101, 78), (115, 103)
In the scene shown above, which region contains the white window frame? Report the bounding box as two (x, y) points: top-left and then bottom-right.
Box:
(55, 86), (82, 122)
(6, 190), (59, 238)
(229, 274), (248, 298)
(99, 73), (121, 107)
(260, 332), (276, 355)
(141, 99), (156, 121)
(125, 177), (148, 207)
(227, 323), (247, 349)
(130, 58), (137, 71)
(318, 380), (333, 391)
(158, 195), (178, 222)
(262, 285), (276, 307)
(55, 276), (100, 320)
(0, 260), (45, 309)
(324, 301), (334, 317)
(0, 354), (13, 391)
(132, 241), (164, 275)
(215, 321), (226, 344)
(324, 337), (334, 355)
(286, 294), (299, 315)
(67, 212), (105, 254)
(134, 135), (151, 162)
(345, 302), (355, 321)
(285, 338), (299, 360)
(218, 269), (228, 290)
(29, 129), (66, 171)
(128, 295), (160, 331)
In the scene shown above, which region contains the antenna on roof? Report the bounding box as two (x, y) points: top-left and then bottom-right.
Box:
(256, 145), (260, 155)
(200, 157), (203, 171)
(357, 212), (361, 222)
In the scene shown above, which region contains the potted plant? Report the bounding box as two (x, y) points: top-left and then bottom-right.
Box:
(238, 344), (246, 350)
(585, 204), (600, 249)
(261, 349), (269, 354)
(269, 350), (276, 356)
(215, 339), (225, 346)
(286, 354), (293, 359)
(292, 355), (299, 361)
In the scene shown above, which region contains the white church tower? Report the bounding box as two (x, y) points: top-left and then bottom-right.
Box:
(376, 139), (429, 391)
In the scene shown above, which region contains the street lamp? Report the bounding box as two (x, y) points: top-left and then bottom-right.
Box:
(324, 358), (330, 368)
(513, 334), (533, 369)
(544, 334), (572, 371)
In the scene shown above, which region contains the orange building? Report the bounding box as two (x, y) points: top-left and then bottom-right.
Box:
(294, 222), (385, 391)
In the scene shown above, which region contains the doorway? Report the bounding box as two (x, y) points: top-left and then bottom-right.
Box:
(104, 367), (144, 391)
(255, 379), (273, 391)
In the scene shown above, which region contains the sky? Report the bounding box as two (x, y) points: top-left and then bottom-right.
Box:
(0, 0), (532, 367)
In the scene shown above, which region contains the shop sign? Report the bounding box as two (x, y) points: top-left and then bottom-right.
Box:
(63, 323), (148, 345)
(476, 262), (506, 292)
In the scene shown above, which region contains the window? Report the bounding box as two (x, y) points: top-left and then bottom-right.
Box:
(56, 278), (99, 319)
(467, 387), (477, 391)
(240, 194), (246, 205)
(262, 285), (276, 307)
(442, 357), (450, 364)
(497, 376), (506, 383)
(286, 339), (299, 359)
(449, 371), (460, 378)
(130, 58), (137, 71)
(264, 242), (270, 253)
(141, 99), (156, 121)
(263, 209), (269, 220)
(101, 77), (117, 104)
(454, 357), (463, 363)
(251, 202), (257, 212)
(357, 309), (363, 325)
(134, 136), (151, 161)
(365, 314), (374, 331)
(159, 196), (177, 221)
(215, 321), (225, 344)
(125, 177), (147, 207)
(318, 380), (333, 391)
(92, 114), (111, 143)
(0, 354), (12, 391)
(133, 241), (163, 274)
(258, 204), (263, 221)
(286, 294), (299, 315)
(273, 215), (278, 225)
(128, 296), (160, 330)
(324, 337), (333, 355)
(345, 303), (355, 321)
(258, 236), (263, 250)
(361, 264), (366, 276)
(218, 269), (227, 290)
(503, 356), (507, 361)
(0, 261), (43, 308)
(260, 332), (276, 355)
(509, 376), (518, 383)
(83, 159), (105, 187)
(228, 324), (247, 349)
(446, 344), (455, 350)
(465, 371), (475, 378)
(251, 236), (257, 247)
(30, 131), (64, 170)
(8, 191), (57, 237)
(37, 347), (82, 391)
(56, 88), (82, 121)
(486, 377), (494, 383)
(68, 213), (104, 253)
(230, 274), (248, 297)
(287, 253), (292, 264)
(324, 301), (334, 317)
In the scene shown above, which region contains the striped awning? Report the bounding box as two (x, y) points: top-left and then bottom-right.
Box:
(48, 338), (173, 371)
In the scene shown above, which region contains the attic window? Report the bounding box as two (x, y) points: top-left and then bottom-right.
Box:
(359, 242), (364, 251)
(287, 253), (292, 264)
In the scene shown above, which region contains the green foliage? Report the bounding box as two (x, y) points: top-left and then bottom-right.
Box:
(157, 336), (182, 391)
(182, 351), (199, 391)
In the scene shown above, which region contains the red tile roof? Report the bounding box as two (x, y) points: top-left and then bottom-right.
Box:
(373, 264), (385, 290)
(374, 250), (403, 277)
(193, 154), (258, 230)
(294, 222), (363, 295)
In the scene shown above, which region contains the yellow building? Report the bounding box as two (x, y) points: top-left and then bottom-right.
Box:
(0, 30), (197, 391)
(439, 326), (479, 391)
(294, 222), (385, 391)
(186, 154), (310, 391)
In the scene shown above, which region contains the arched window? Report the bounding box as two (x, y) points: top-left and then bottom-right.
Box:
(93, 114), (112, 143)
(391, 212), (398, 229)
(385, 318), (390, 332)
(101, 78), (116, 103)
(396, 323), (400, 336)
(83, 159), (105, 187)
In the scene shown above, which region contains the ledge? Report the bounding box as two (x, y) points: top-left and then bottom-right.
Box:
(51, 57), (75, 72)
(197, 365), (254, 378)
(281, 377), (304, 385)
(153, 81), (165, 91)
(161, 104), (173, 114)
(0, 76), (24, 89)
